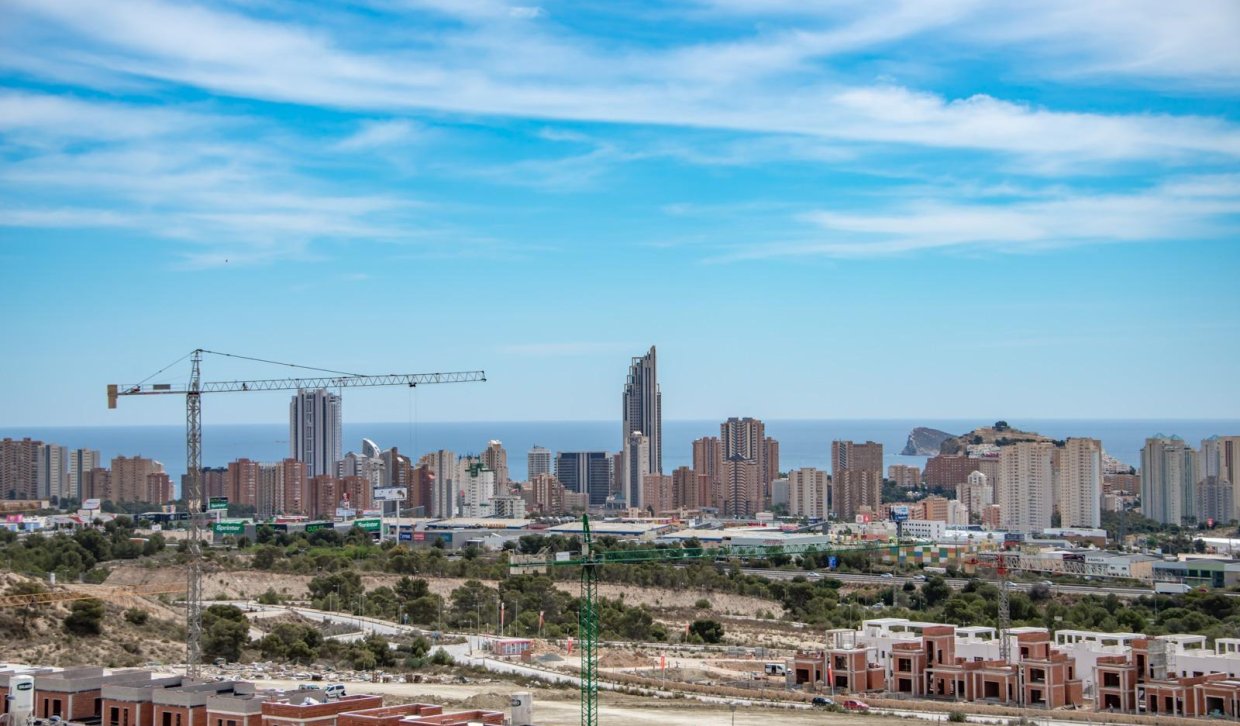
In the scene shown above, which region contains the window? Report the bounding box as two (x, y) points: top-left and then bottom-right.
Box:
(1103, 673), (1121, 688)
(111, 707), (120, 726)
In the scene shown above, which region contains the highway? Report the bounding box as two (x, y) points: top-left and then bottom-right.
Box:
(739, 569), (1169, 599)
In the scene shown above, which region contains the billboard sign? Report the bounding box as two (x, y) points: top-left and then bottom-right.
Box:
(305, 521), (334, 533)
(373, 487), (407, 502)
(208, 496), (229, 511)
(335, 507), (354, 519)
(82, 498), (101, 510)
(891, 505), (910, 523)
(399, 531), (412, 541)
(354, 518), (381, 532)
(213, 520), (245, 535)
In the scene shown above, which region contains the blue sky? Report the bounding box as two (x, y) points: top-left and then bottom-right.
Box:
(1, 0), (1238, 426)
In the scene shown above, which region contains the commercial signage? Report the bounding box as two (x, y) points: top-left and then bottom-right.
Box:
(891, 505), (910, 523)
(305, 521), (334, 533)
(399, 532), (412, 541)
(354, 518), (381, 532)
(82, 498), (101, 510)
(208, 496), (229, 511)
(413, 532), (426, 542)
(335, 507), (354, 519)
(828, 555), (838, 569)
(373, 487), (407, 502)
(213, 521), (245, 535)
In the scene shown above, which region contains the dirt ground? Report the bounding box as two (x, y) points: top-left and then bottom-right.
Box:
(0, 574), (186, 667)
(255, 677), (868, 726)
(102, 564), (775, 617)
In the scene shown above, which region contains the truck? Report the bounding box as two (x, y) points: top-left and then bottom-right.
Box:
(1154, 582), (1191, 594)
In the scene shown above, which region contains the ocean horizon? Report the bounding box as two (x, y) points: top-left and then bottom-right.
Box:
(4, 418), (1239, 492)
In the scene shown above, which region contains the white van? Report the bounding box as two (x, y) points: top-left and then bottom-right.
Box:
(324, 684), (347, 700)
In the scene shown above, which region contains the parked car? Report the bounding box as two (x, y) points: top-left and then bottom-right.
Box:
(880, 573), (894, 579)
(811, 696), (835, 707)
(324, 684), (347, 700)
(842, 699), (870, 712)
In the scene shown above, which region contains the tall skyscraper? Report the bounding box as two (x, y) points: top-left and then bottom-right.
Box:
(692, 436), (723, 509)
(1056, 438), (1102, 528)
(68, 448), (100, 502)
(622, 432), (650, 509)
(1142, 435), (1198, 525)
(721, 417), (766, 511)
(555, 451), (611, 507)
(998, 442), (1055, 533)
(622, 346), (662, 477)
(0, 438), (41, 500)
(527, 446), (552, 480)
(482, 440), (509, 488)
(1201, 436), (1240, 522)
(419, 449), (458, 519)
(289, 388), (342, 478)
(958, 470), (993, 519)
(1197, 476), (1233, 525)
(787, 467), (828, 519)
(36, 443), (68, 501)
(764, 437), (780, 493)
(831, 440), (882, 521)
(721, 454), (760, 517)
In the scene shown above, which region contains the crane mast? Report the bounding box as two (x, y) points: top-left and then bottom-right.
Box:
(110, 349), (485, 679)
(510, 516), (919, 726)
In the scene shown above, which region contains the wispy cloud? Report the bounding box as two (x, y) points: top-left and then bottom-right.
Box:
(3, 0), (1238, 166)
(710, 174), (1240, 261)
(334, 119), (420, 151)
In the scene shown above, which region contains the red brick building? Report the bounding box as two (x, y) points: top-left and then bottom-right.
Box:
(924, 455), (979, 489)
(262, 694), (384, 726)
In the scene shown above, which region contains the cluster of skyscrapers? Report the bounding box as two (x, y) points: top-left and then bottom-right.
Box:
(6, 347), (1237, 533)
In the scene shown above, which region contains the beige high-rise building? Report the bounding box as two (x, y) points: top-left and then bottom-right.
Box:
(1056, 438), (1102, 528)
(787, 467), (827, 519)
(419, 449), (458, 519)
(226, 458), (260, 507)
(721, 454), (761, 517)
(37, 443), (68, 501)
(1141, 436), (1197, 525)
(527, 446), (553, 480)
(1206, 436), (1240, 522)
(832, 440), (882, 521)
(68, 448), (100, 502)
(764, 437), (780, 495)
(887, 465), (921, 487)
(530, 473), (565, 514)
(623, 432), (651, 510)
(692, 436), (723, 509)
(82, 467), (111, 503)
(482, 440), (509, 488)
(641, 473), (674, 515)
(998, 442), (1055, 533)
(110, 455), (165, 504)
(672, 466), (710, 510)
(0, 438), (41, 501)
(958, 470), (993, 519)
(722, 417), (767, 510)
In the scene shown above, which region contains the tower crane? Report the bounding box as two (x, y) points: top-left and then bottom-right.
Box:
(510, 515), (920, 726)
(109, 349), (485, 678)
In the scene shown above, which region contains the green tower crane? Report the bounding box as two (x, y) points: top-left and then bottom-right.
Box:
(509, 514), (916, 726)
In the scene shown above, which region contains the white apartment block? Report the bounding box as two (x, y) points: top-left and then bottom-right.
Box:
(458, 461), (497, 518)
(1057, 438), (1102, 528)
(787, 467), (827, 518)
(998, 441), (1055, 533)
(623, 431), (650, 509)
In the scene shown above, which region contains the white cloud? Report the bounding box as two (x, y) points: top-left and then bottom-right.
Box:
(3, 0), (1237, 166)
(712, 175), (1240, 260)
(334, 119), (419, 151)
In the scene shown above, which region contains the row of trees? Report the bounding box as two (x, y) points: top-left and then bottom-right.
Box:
(0, 518), (166, 581)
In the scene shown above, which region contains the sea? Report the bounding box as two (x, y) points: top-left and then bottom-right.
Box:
(3, 419), (1238, 490)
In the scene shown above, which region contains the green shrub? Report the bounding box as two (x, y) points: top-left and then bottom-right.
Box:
(123, 608), (149, 625)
